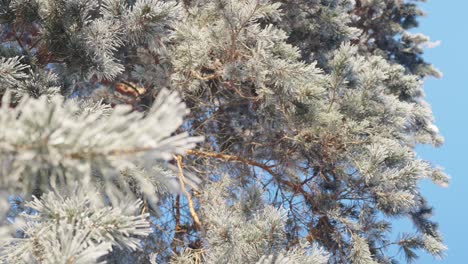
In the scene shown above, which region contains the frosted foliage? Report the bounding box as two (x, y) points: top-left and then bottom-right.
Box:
(256, 244), (329, 264)
(126, 0), (181, 43)
(0, 89), (201, 197)
(0, 57), (29, 88)
(120, 163), (193, 207)
(0, 189), (151, 263)
(13, 69), (61, 99)
(422, 234), (447, 258)
(1, 0), (449, 263)
(0, 89), (202, 263)
(179, 179), (330, 264)
(170, 0), (324, 111)
(0, 56), (60, 98)
(84, 18), (125, 80)
(348, 235), (379, 264)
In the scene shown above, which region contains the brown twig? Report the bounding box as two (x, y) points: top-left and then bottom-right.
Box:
(191, 70), (219, 81)
(174, 155), (202, 230)
(186, 149), (275, 173)
(185, 149), (308, 196)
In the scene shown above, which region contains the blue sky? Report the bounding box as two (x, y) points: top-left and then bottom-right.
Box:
(402, 1), (468, 263)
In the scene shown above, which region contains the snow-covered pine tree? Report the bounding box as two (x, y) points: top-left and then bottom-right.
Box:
(0, 0), (449, 263)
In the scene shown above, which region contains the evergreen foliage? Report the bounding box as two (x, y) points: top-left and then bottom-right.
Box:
(0, 0), (448, 263)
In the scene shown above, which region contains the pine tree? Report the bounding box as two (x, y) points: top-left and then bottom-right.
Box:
(0, 0), (449, 263)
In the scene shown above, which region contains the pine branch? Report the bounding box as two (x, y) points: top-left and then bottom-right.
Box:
(174, 155), (201, 230)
